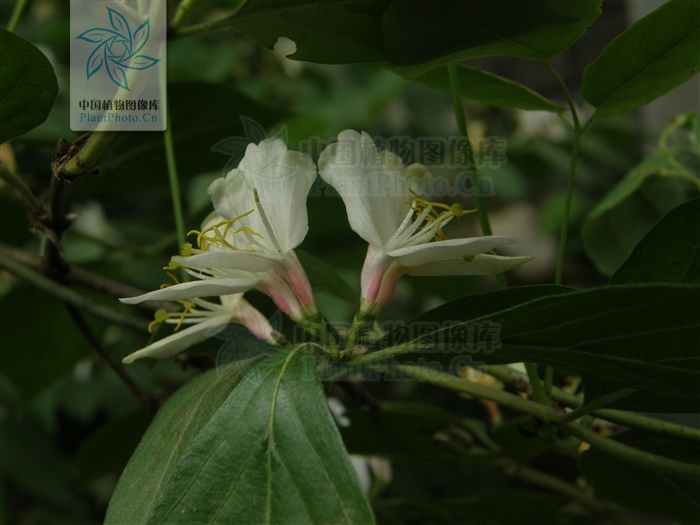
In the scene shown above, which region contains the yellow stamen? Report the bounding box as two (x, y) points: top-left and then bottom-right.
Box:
(186, 210), (262, 252)
(148, 308), (169, 333)
(163, 260), (180, 271)
(173, 300), (196, 331)
(403, 190), (476, 241)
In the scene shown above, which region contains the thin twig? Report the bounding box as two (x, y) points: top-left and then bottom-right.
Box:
(355, 363), (700, 481)
(6, 0), (28, 32)
(168, 0), (247, 40)
(169, 0), (203, 30)
(0, 253), (150, 332)
(0, 243), (177, 312)
(487, 365), (700, 443)
(64, 304), (159, 412)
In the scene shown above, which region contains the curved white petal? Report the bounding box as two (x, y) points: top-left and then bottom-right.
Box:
(209, 170), (267, 239)
(208, 170), (255, 220)
(387, 236), (516, 267)
(239, 138), (288, 175)
(122, 315), (230, 363)
(405, 254), (533, 276)
(252, 147), (316, 252)
(120, 278), (259, 304)
(173, 250), (281, 272)
(318, 130), (409, 247)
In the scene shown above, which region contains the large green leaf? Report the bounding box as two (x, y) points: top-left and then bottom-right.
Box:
(146, 347), (375, 524)
(354, 284), (700, 398)
(229, 0), (390, 64)
(375, 284), (574, 349)
(582, 150), (695, 276)
(401, 64), (564, 113)
(588, 199), (700, 408)
(611, 198), (700, 285)
(0, 28), (58, 143)
(578, 430), (700, 523)
(582, 0), (700, 118)
(382, 0), (602, 74)
(105, 362), (257, 524)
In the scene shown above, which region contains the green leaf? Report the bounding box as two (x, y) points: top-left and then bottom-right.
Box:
(146, 347), (375, 525)
(105, 362), (256, 525)
(295, 248), (358, 306)
(0, 284), (93, 400)
(400, 64), (564, 113)
(578, 430), (700, 523)
(582, 150), (695, 276)
(356, 284), (700, 398)
(75, 410), (153, 482)
(0, 28), (58, 143)
(230, 0), (391, 64)
(611, 198), (700, 285)
(582, 0), (700, 117)
(582, 379), (700, 413)
(376, 284), (574, 348)
(383, 0), (602, 74)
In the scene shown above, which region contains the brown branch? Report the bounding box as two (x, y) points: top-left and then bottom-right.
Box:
(0, 243), (177, 313)
(0, 253), (150, 332)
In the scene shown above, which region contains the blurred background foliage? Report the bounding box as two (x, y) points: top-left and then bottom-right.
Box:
(0, 1), (698, 524)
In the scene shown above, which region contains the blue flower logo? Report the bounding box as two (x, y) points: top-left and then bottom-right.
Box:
(211, 116), (288, 177)
(76, 7), (160, 91)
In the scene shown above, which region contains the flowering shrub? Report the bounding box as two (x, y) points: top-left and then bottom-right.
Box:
(1, 1), (698, 524)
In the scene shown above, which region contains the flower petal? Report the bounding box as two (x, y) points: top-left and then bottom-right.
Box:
(360, 244), (392, 304)
(250, 145), (317, 252)
(318, 130), (409, 248)
(387, 236), (516, 267)
(208, 169), (264, 238)
(122, 315), (230, 363)
(404, 254), (533, 276)
(120, 278), (259, 304)
(173, 250), (280, 272)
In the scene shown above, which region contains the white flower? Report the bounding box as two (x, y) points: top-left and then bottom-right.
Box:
(125, 210), (309, 324)
(120, 293), (278, 364)
(172, 138), (318, 316)
(318, 130), (532, 314)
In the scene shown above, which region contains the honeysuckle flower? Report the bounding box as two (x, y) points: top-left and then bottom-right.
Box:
(318, 130), (532, 316)
(171, 138), (318, 317)
(120, 292), (279, 364)
(133, 211), (308, 323)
